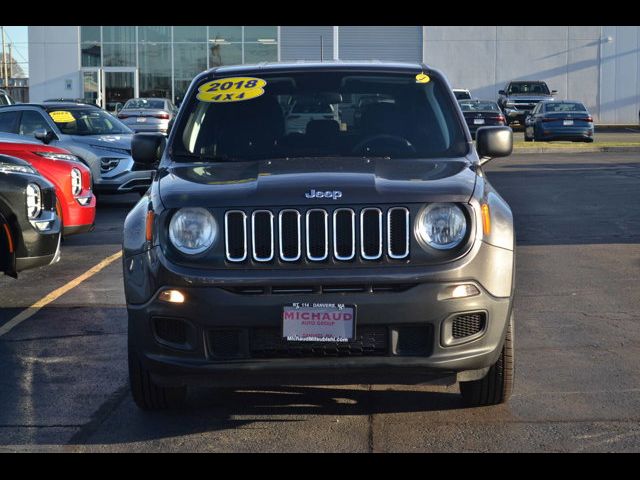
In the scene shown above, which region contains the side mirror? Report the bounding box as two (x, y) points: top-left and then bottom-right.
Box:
(33, 128), (55, 145)
(498, 90), (506, 95)
(476, 126), (512, 166)
(132, 133), (166, 166)
(551, 90), (558, 95)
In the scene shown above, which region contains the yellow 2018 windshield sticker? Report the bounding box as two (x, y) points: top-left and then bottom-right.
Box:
(197, 77), (267, 103)
(49, 110), (76, 123)
(415, 73), (430, 84)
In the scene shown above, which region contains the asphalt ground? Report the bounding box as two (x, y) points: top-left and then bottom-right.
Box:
(1, 152), (639, 452)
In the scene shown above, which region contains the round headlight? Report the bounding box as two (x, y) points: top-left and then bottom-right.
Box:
(169, 207), (217, 255)
(26, 183), (42, 220)
(416, 203), (467, 250)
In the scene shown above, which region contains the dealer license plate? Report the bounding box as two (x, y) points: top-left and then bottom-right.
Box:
(474, 118), (485, 125)
(563, 120), (574, 126)
(283, 303), (355, 342)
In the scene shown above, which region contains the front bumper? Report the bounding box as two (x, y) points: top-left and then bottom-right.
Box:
(126, 241), (514, 388)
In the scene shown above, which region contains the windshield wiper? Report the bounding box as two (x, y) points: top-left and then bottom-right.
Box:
(172, 152), (238, 163)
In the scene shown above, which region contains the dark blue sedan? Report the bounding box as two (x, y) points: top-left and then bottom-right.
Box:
(524, 100), (594, 142)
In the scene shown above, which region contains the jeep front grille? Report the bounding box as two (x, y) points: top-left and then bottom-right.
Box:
(224, 206), (410, 264)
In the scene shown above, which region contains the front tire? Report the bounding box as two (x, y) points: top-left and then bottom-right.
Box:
(128, 347), (187, 410)
(459, 311), (514, 407)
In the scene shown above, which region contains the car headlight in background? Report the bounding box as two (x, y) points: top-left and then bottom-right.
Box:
(71, 168), (82, 196)
(169, 207), (217, 255)
(26, 183), (42, 219)
(34, 152), (81, 162)
(0, 162), (37, 175)
(415, 203), (467, 250)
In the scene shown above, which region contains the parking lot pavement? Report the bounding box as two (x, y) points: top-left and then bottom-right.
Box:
(1, 154), (640, 452)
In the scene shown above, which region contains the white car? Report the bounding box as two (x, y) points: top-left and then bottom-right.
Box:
(285, 99), (339, 134)
(453, 89), (472, 100)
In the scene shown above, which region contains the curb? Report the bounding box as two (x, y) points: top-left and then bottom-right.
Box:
(513, 145), (640, 154)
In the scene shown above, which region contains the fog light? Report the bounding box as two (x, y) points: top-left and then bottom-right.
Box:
(438, 284), (480, 301)
(159, 290), (185, 303)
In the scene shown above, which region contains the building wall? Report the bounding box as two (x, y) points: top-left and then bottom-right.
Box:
(28, 26), (81, 102)
(423, 26), (604, 121)
(27, 26), (640, 124)
(600, 26), (640, 124)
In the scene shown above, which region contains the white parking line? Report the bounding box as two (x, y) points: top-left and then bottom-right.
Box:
(0, 250), (123, 338)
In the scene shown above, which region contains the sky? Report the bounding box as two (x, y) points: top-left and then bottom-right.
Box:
(2, 26), (29, 77)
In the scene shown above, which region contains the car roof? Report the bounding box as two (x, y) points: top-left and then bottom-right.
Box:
(194, 60), (430, 82)
(5, 102), (97, 109)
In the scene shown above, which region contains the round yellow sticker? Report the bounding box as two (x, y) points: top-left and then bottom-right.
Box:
(197, 77), (267, 103)
(49, 111), (76, 123)
(415, 73), (431, 84)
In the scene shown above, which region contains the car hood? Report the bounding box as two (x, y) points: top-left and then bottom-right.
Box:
(158, 157), (478, 209)
(67, 134), (133, 153)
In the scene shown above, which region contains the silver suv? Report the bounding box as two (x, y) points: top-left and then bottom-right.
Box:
(0, 102), (154, 195)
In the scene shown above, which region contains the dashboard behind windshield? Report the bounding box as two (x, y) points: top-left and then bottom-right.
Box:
(47, 108), (131, 135)
(174, 70), (468, 161)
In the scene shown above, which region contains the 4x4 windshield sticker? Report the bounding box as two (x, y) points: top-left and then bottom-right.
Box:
(197, 77), (267, 103)
(415, 73), (430, 84)
(48, 110), (76, 123)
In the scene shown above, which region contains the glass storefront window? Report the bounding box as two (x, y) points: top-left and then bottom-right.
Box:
(103, 43), (136, 67)
(208, 26), (242, 43)
(139, 43), (172, 99)
(81, 42), (101, 67)
(244, 26), (277, 43)
(209, 42), (242, 67)
(244, 43), (277, 64)
(81, 26), (100, 43)
(103, 26), (136, 43)
(174, 26), (207, 43)
(139, 26), (172, 43)
(80, 26), (279, 103)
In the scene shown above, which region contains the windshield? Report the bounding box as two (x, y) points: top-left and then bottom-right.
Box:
(174, 70), (467, 161)
(454, 90), (471, 100)
(507, 82), (550, 95)
(544, 102), (586, 112)
(46, 107), (132, 135)
(124, 99), (166, 110)
(459, 101), (500, 112)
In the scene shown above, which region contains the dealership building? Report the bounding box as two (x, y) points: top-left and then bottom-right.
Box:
(28, 26), (640, 123)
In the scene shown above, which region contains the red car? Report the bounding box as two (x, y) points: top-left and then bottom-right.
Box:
(0, 139), (95, 236)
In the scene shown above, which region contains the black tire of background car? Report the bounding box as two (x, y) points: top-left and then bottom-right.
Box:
(459, 311), (514, 407)
(524, 129), (533, 142)
(128, 347), (187, 410)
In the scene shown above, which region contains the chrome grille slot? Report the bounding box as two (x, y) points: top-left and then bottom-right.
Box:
(360, 208), (383, 260)
(224, 206), (410, 265)
(306, 209), (328, 261)
(333, 208), (355, 261)
(224, 211), (247, 262)
(278, 209), (301, 261)
(387, 207), (410, 259)
(251, 210), (274, 262)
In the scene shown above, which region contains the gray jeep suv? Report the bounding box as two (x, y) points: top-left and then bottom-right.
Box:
(0, 103), (154, 194)
(123, 61), (515, 410)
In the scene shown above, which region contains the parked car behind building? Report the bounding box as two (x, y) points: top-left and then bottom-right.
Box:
(117, 98), (178, 135)
(0, 103), (155, 195)
(0, 135), (96, 236)
(1, 154), (61, 277)
(498, 80), (557, 127)
(458, 99), (507, 139)
(524, 100), (594, 142)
